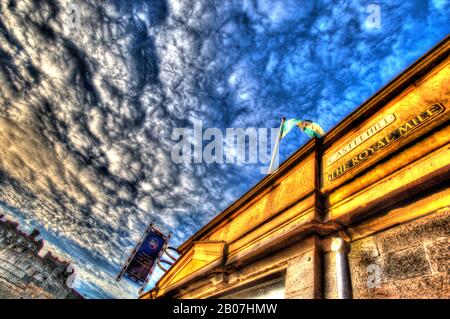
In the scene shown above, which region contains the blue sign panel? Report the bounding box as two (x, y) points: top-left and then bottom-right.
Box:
(118, 225), (169, 286)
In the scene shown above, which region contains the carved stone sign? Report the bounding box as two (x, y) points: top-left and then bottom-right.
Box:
(328, 103), (445, 182)
(328, 114), (396, 166)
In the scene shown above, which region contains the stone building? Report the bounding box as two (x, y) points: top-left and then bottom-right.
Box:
(140, 35), (450, 299)
(0, 214), (83, 299)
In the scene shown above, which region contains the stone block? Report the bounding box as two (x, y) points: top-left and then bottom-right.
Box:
(424, 237), (449, 273)
(381, 246), (431, 282)
(364, 273), (448, 299)
(349, 236), (380, 260)
(350, 244), (434, 298)
(285, 248), (322, 299)
(376, 208), (449, 255)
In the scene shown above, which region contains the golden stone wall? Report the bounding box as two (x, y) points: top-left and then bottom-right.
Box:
(141, 36), (450, 300)
(324, 58), (450, 223)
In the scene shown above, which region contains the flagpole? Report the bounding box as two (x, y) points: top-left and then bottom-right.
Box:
(268, 117), (285, 174)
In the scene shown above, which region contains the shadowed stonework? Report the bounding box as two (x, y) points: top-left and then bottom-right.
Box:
(349, 208), (449, 299)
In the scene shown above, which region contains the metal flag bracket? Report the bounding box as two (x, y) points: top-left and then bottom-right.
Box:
(139, 244), (181, 294)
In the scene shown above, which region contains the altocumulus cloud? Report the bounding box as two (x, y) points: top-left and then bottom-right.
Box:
(0, 0), (448, 298)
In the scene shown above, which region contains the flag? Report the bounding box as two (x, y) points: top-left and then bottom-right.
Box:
(269, 117), (325, 173)
(300, 120), (326, 139)
(281, 118), (303, 138)
(281, 118), (325, 139)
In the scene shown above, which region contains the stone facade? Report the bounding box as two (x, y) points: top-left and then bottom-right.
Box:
(348, 208), (449, 299)
(140, 36), (450, 300)
(0, 215), (82, 299)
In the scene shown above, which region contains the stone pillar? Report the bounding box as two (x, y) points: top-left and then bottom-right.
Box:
(284, 236), (322, 299)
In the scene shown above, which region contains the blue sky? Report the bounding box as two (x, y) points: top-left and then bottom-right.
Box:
(0, 0), (448, 298)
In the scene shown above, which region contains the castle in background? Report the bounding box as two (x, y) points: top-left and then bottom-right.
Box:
(0, 214), (83, 299)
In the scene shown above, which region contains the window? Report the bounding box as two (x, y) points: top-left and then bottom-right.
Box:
(219, 273), (285, 299)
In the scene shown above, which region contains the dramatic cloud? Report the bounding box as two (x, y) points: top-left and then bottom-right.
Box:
(0, 0), (448, 298)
